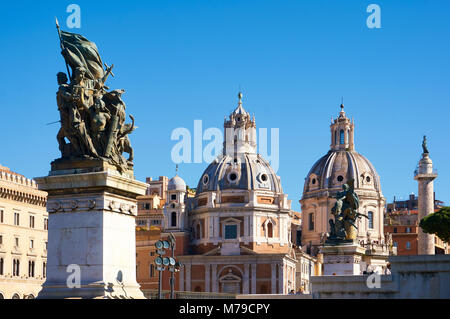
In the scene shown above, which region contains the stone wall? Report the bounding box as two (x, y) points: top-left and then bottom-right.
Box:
(311, 255), (450, 299)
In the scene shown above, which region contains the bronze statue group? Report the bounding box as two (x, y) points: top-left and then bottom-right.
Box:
(55, 27), (134, 173)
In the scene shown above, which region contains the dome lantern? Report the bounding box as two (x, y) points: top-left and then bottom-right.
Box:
(223, 92), (257, 156)
(330, 103), (354, 151)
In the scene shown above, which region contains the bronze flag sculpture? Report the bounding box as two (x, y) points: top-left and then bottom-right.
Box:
(54, 21), (134, 173)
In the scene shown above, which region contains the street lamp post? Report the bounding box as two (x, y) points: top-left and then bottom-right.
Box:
(154, 234), (183, 299)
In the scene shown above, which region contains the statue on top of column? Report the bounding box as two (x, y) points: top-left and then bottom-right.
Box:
(422, 135), (429, 154)
(53, 20), (135, 173)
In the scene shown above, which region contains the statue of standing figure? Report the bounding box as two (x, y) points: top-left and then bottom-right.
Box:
(328, 179), (368, 241)
(422, 135), (429, 154)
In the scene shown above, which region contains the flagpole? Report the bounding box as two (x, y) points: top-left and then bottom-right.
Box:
(55, 17), (71, 80)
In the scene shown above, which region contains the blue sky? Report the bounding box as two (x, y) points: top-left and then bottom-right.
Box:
(0, 0), (449, 212)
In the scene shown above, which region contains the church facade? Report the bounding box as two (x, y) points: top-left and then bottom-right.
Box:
(160, 94), (301, 294)
(300, 105), (391, 272)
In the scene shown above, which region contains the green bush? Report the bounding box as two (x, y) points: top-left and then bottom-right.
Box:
(419, 207), (450, 243)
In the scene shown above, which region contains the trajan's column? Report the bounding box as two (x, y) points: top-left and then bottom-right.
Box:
(414, 136), (437, 255)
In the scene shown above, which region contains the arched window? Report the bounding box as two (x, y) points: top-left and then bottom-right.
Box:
(13, 259), (19, 277)
(267, 222), (273, 238)
(368, 211), (374, 229)
(171, 212), (177, 227)
(339, 129), (345, 145)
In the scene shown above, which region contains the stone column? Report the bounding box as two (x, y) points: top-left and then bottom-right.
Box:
(415, 152), (437, 255)
(35, 170), (148, 299)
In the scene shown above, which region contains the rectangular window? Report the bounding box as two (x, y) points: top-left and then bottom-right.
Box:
(393, 227), (397, 233)
(368, 211), (374, 229)
(15, 237), (19, 247)
(29, 215), (35, 228)
(0, 210), (3, 223)
(14, 212), (19, 226)
(406, 227), (411, 233)
(30, 240), (34, 249)
(150, 264), (155, 277)
(406, 241), (411, 250)
(308, 213), (314, 231)
(224, 224), (238, 239)
(44, 218), (48, 230)
(171, 194), (177, 201)
(0, 235), (3, 245)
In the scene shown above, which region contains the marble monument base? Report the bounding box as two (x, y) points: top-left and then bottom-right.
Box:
(35, 168), (148, 299)
(321, 241), (366, 276)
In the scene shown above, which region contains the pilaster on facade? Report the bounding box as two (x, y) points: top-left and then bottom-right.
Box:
(179, 266), (184, 291)
(271, 263), (277, 294)
(185, 264), (191, 292)
(205, 263), (210, 292)
(211, 264), (218, 292)
(278, 263), (284, 294)
(251, 263), (257, 294)
(243, 264), (250, 294)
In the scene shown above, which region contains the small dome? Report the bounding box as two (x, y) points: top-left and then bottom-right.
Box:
(196, 153), (282, 195)
(302, 150), (382, 199)
(168, 175), (186, 191)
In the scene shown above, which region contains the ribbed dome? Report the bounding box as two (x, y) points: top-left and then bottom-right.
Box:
(196, 153), (282, 195)
(168, 175), (186, 191)
(302, 150), (381, 197)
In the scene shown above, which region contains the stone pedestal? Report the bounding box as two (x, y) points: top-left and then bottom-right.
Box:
(321, 242), (365, 276)
(35, 168), (148, 299)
